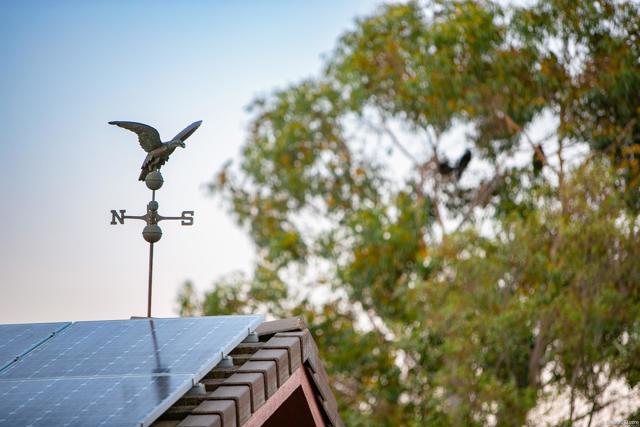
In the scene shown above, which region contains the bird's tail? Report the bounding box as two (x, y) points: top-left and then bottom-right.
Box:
(139, 169), (147, 181)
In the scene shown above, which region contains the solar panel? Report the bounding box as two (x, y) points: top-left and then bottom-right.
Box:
(0, 315), (264, 427)
(0, 375), (192, 427)
(0, 316), (263, 381)
(0, 322), (70, 372)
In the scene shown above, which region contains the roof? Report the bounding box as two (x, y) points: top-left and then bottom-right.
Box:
(152, 317), (343, 427)
(0, 316), (343, 427)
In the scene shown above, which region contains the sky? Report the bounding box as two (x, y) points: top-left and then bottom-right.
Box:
(0, 0), (385, 324)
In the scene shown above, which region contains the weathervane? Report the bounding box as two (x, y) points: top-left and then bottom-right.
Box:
(109, 120), (202, 317)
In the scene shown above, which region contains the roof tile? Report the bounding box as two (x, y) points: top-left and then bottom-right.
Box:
(224, 372), (265, 413)
(236, 360), (278, 399)
(177, 414), (222, 427)
(262, 336), (303, 371)
(206, 385), (251, 426)
(249, 348), (289, 386)
(191, 400), (236, 427)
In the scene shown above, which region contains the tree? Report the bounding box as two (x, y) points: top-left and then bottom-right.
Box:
(181, 1), (640, 425)
(176, 280), (200, 317)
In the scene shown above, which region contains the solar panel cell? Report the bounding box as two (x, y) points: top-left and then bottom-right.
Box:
(0, 323), (70, 372)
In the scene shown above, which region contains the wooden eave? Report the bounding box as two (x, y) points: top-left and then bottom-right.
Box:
(151, 318), (344, 427)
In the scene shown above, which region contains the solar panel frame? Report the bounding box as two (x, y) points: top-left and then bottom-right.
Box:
(0, 315), (264, 427)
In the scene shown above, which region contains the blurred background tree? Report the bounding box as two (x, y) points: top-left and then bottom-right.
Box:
(178, 1), (640, 425)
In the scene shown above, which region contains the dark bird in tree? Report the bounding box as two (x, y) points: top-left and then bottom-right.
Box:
(533, 143), (546, 176)
(438, 159), (455, 175)
(455, 149), (472, 179)
(109, 120), (203, 180)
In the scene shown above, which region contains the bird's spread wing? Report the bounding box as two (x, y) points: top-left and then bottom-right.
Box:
(171, 120), (202, 142)
(109, 121), (163, 152)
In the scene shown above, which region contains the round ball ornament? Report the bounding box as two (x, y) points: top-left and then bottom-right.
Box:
(142, 224), (162, 243)
(145, 170), (164, 190)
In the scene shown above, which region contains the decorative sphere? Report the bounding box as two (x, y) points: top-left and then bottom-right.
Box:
(147, 200), (159, 212)
(142, 224), (162, 243)
(145, 171), (164, 190)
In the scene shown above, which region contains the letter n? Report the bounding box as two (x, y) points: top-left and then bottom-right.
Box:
(110, 210), (126, 225)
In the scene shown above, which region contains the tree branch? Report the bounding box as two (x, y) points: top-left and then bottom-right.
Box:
(498, 110), (561, 176)
(365, 117), (420, 167)
(455, 170), (504, 231)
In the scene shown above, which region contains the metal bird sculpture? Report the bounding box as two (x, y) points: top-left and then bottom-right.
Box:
(109, 120), (203, 180)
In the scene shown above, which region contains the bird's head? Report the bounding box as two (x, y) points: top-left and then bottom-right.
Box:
(170, 140), (186, 149)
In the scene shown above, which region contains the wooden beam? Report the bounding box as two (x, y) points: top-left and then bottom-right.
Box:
(243, 367), (325, 427)
(254, 318), (306, 337)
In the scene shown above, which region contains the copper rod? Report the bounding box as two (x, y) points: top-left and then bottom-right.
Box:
(147, 242), (154, 318)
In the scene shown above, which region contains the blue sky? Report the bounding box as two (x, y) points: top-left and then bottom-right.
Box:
(0, 0), (384, 323)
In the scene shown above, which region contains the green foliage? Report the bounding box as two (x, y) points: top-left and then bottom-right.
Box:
(176, 280), (199, 317)
(181, 1), (640, 424)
